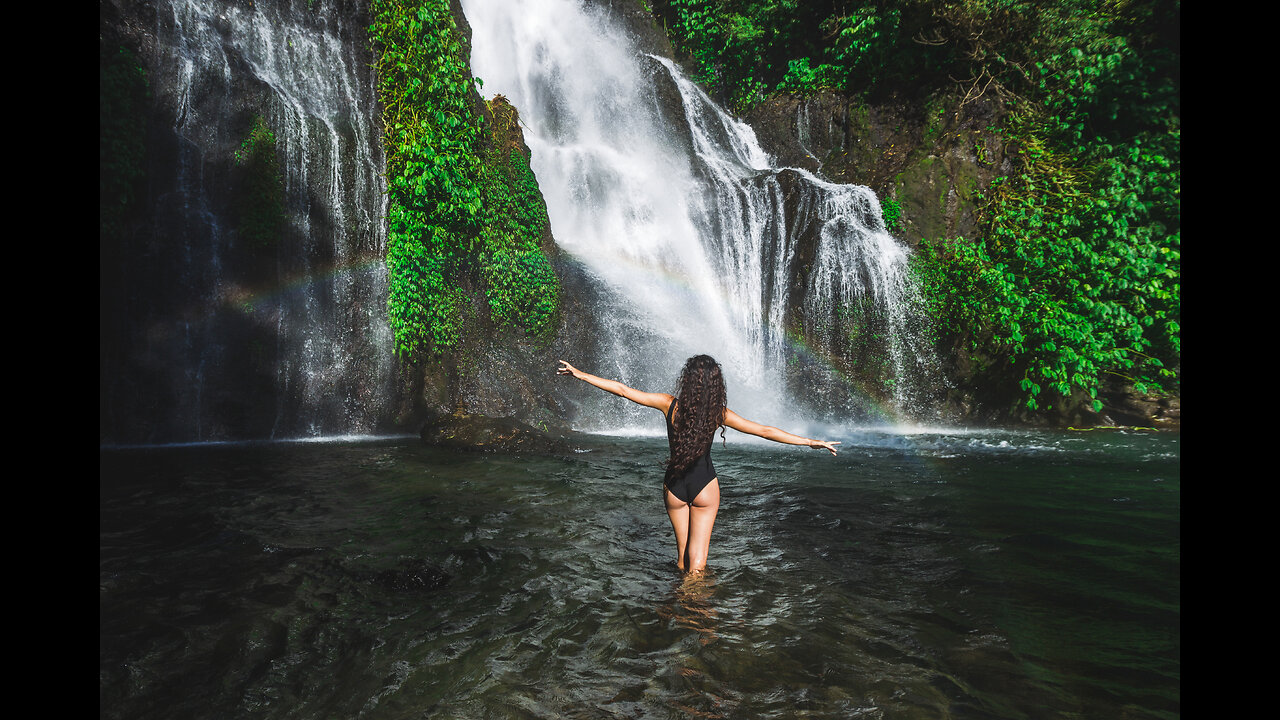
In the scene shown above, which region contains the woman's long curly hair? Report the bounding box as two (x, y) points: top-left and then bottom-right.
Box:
(666, 355), (728, 480)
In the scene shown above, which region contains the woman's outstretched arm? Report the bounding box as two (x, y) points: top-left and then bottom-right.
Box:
(722, 408), (840, 455)
(557, 360), (673, 412)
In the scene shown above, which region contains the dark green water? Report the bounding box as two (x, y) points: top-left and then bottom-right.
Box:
(99, 428), (1178, 719)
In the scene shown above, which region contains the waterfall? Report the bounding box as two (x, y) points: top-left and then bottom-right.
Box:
(101, 0), (395, 443)
(101, 0), (942, 444)
(462, 0), (941, 431)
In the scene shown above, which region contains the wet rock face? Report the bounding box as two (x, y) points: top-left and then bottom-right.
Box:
(419, 412), (582, 455)
(745, 92), (845, 175)
(745, 89), (1015, 252)
(101, 0), (395, 443)
(590, 0), (676, 59)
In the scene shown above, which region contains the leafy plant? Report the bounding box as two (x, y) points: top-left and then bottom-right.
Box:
(913, 99), (1178, 412)
(880, 197), (902, 233)
(478, 101), (560, 338)
(372, 0), (560, 358)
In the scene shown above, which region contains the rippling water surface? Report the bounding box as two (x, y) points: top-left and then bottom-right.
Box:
(100, 428), (1178, 719)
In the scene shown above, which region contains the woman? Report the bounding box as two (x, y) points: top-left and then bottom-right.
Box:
(557, 355), (839, 574)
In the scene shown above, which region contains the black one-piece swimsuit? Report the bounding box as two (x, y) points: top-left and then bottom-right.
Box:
(663, 400), (716, 503)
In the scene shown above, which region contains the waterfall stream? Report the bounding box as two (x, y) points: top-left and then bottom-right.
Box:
(462, 0), (941, 432)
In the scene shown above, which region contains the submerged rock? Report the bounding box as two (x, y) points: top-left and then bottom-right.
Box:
(419, 412), (581, 455)
(374, 559), (450, 594)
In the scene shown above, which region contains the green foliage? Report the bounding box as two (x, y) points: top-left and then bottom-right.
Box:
(659, 0), (817, 113)
(478, 103), (560, 337)
(233, 115), (286, 248)
(773, 58), (821, 94)
(384, 204), (466, 356)
(653, 1), (954, 110)
(480, 241), (560, 333)
(910, 2), (1179, 412)
(100, 43), (149, 243)
(913, 99), (1179, 411)
(880, 197), (902, 234)
(814, 5), (902, 93)
(372, 0), (560, 359)
(373, 0), (481, 357)
(773, 56), (845, 95)
(653, 1), (1179, 125)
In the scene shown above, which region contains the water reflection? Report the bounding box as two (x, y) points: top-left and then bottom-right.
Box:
(659, 570), (720, 644)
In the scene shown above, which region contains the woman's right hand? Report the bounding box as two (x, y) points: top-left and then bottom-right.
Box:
(557, 360), (580, 378)
(810, 440), (841, 456)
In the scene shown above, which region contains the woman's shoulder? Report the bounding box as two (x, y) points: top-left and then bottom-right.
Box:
(633, 390), (675, 413)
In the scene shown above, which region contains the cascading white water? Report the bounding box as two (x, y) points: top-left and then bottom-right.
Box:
(139, 0), (394, 440)
(463, 0), (940, 431)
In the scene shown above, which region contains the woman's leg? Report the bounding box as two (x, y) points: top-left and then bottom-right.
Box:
(684, 479), (720, 573)
(664, 488), (691, 572)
